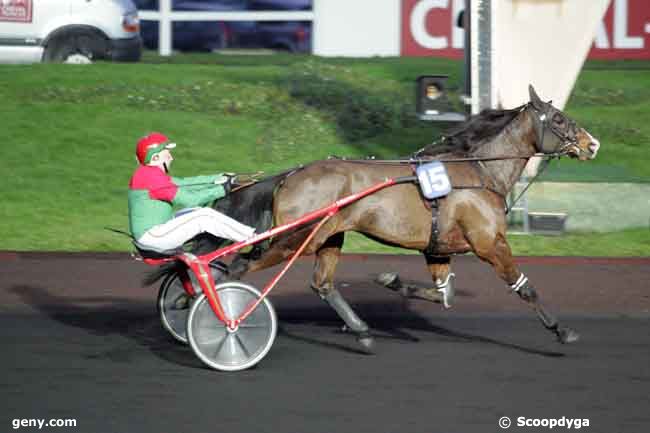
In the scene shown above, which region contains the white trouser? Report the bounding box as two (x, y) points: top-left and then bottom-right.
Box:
(137, 207), (255, 251)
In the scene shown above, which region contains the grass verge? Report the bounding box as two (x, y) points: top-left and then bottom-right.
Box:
(1, 53), (648, 255)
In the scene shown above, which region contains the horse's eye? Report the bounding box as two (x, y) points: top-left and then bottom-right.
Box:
(553, 114), (565, 125)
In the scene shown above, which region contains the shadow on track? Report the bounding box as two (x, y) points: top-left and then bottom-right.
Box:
(9, 285), (204, 369)
(275, 303), (566, 358)
(11, 285), (565, 367)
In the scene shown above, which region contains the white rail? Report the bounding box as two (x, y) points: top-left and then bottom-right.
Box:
(138, 0), (315, 56)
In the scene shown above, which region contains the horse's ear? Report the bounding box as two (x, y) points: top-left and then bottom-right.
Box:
(529, 85), (545, 110)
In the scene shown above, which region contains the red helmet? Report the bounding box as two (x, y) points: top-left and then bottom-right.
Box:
(136, 132), (176, 165)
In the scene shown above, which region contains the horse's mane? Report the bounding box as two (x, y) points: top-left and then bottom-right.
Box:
(416, 105), (526, 157)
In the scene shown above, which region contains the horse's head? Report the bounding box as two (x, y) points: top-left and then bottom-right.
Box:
(528, 85), (600, 161)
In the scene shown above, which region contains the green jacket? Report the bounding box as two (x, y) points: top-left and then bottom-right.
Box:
(128, 165), (228, 239)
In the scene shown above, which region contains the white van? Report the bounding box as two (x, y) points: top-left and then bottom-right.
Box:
(0, 0), (141, 63)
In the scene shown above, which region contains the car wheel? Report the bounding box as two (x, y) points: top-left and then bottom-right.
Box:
(43, 29), (107, 63)
(275, 45), (293, 53)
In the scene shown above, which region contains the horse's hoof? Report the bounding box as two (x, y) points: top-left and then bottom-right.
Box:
(357, 333), (376, 354)
(172, 293), (191, 310)
(376, 272), (402, 290)
(557, 327), (580, 344)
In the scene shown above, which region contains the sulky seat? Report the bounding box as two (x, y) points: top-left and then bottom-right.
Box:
(132, 240), (183, 260)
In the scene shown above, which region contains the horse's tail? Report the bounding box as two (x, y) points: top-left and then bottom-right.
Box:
(142, 262), (180, 287)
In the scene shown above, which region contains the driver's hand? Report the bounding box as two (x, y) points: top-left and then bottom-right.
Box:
(213, 175), (229, 185)
(223, 177), (232, 194)
(214, 173), (236, 184)
(214, 174), (234, 194)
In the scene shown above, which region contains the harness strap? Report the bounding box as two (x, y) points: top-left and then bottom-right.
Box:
(422, 199), (440, 256)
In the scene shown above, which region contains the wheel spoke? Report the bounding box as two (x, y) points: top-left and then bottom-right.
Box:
(234, 333), (252, 358)
(212, 333), (230, 359)
(195, 303), (226, 345)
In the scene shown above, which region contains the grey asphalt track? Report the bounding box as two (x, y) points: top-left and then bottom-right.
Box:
(1, 253), (649, 433)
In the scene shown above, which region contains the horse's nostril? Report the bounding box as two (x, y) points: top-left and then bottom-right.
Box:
(588, 142), (600, 158)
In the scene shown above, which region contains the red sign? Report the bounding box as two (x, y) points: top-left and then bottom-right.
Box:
(401, 0), (650, 60)
(402, 0), (464, 59)
(589, 0), (650, 60)
(0, 0), (33, 23)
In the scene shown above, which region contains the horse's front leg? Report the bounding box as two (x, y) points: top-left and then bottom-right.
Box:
(424, 255), (455, 308)
(311, 232), (375, 354)
(471, 231), (579, 344)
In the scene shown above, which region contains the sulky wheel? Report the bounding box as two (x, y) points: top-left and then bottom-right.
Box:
(186, 281), (277, 372)
(157, 272), (193, 344)
(158, 264), (229, 344)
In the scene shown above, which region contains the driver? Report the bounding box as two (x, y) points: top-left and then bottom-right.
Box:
(128, 132), (255, 252)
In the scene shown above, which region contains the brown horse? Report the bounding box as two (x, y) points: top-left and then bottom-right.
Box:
(219, 85), (600, 352)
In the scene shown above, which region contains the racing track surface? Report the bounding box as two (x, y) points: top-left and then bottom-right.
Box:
(1, 253), (649, 433)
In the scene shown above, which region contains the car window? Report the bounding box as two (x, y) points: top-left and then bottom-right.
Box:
(134, 0), (248, 10)
(133, 0), (158, 9)
(249, 0), (312, 11)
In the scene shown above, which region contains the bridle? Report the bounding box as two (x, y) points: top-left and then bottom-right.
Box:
(528, 101), (579, 156)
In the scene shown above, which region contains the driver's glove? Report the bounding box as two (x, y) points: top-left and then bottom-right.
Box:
(214, 174), (234, 194)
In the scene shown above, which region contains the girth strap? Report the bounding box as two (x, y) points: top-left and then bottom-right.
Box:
(422, 199), (440, 256)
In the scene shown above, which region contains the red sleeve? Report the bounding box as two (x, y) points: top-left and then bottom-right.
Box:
(130, 166), (178, 202)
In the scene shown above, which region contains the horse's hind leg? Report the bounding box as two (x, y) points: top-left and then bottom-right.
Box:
(378, 255), (453, 308)
(311, 232), (375, 354)
(469, 231), (579, 344)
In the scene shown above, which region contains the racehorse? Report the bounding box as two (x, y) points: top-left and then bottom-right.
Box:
(200, 86), (600, 352)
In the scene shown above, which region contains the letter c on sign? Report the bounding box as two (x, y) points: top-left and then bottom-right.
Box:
(410, 0), (449, 50)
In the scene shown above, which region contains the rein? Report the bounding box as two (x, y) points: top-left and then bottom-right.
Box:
(505, 156), (554, 215)
(328, 153), (563, 164)
(328, 151), (566, 213)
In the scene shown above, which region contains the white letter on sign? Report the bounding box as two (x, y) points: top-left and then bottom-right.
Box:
(410, 0), (449, 50)
(452, 0), (465, 49)
(614, 0), (643, 49)
(594, 20), (610, 49)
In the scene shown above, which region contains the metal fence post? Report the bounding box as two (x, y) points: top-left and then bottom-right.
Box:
(159, 0), (172, 56)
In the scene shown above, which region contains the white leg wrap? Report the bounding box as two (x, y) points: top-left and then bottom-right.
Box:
(510, 273), (528, 292)
(436, 272), (456, 309)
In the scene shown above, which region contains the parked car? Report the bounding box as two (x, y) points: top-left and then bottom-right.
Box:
(237, 0), (311, 53)
(0, 0), (142, 63)
(134, 0), (311, 53)
(135, 0), (246, 51)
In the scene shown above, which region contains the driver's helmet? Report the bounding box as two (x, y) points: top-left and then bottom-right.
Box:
(136, 132), (176, 165)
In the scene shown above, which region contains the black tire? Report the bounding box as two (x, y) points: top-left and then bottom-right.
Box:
(43, 29), (108, 63)
(157, 272), (192, 344)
